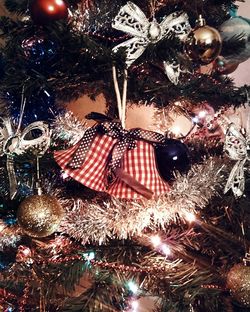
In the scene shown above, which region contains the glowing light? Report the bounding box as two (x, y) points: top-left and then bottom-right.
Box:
(88, 252), (95, 260)
(192, 116), (199, 124)
(62, 171), (69, 179)
(55, 0), (64, 5)
(131, 300), (139, 311)
(184, 211), (196, 223)
(198, 110), (207, 118)
(161, 244), (171, 256)
(172, 156), (178, 161)
(22, 247), (31, 257)
(150, 235), (161, 247)
(83, 251), (95, 261)
(127, 280), (139, 294)
(48, 5), (55, 12)
(171, 126), (181, 135)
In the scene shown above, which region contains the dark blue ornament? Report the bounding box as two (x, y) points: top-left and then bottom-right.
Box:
(21, 35), (58, 66)
(18, 184), (33, 197)
(155, 139), (190, 181)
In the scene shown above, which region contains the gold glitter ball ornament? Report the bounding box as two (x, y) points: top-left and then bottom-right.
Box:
(226, 263), (250, 307)
(17, 195), (64, 238)
(185, 15), (222, 65)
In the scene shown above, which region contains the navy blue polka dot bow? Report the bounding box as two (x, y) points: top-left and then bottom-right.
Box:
(67, 113), (166, 175)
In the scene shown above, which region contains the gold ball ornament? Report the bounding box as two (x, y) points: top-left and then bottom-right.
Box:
(226, 263), (250, 307)
(185, 16), (222, 65)
(17, 195), (64, 238)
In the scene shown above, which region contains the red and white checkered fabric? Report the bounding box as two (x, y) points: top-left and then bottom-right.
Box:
(109, 140), (169, 199)
(54, 134), (169, 199)
(55, 134), (116, 191)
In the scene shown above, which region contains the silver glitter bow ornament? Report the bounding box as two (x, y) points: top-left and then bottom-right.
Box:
(224, 123), (250, 197)
(112, 2), (191, 83)
(0, 119), (50, 199)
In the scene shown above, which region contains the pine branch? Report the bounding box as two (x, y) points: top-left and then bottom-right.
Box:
(4, 0), (28, 15)
(62, 271), (126, 312)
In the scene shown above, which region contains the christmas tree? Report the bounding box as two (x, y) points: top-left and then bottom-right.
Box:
(0, 0), (250, 311)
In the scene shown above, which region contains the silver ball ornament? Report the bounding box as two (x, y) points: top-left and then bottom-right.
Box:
(219, 17), (250, 63)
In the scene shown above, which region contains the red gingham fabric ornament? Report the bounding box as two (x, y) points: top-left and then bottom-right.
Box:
(109, 140), (169, 199)
(54, 133), (169, 199)
(55, 134), (116, 192)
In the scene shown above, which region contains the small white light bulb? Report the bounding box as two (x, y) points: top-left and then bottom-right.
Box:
(198, 111), (207, 118)
(127, 280), (138, 294)
(171, 126), (181, 135)
(131, 299), (139, 311)
(150, 235), (161, 247)
(62, 172), (69, 179)
(88, 252), (95, 260)
(192, 116), (199, 124)
(184, 212), (196, 223)
(161, 244), (171, 256)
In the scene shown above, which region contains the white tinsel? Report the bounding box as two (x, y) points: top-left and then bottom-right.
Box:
(59, 158), (229, 244)
(52, 111), (87, 146)
(0, 222), (21, 251)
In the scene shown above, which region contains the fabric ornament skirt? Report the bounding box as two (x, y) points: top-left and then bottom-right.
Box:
(54, 118), (169, 200)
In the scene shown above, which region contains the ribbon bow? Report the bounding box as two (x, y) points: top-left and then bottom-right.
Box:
(112, 2), (191, 83)
(68, 113), (166, 198)
(0, 119), (50, 199)
(224, 123), (250, 197)
(69, 113), (166, 171)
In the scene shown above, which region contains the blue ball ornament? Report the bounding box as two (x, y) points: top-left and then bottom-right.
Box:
(21, 35), (58, 67)
(155, 139), (190, 181)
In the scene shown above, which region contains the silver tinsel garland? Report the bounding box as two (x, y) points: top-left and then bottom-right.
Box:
(59, 158), (229, 244)
(0, 232), (21, 251)
(52, 111), (86, 146)
(0, 222), (21, 251)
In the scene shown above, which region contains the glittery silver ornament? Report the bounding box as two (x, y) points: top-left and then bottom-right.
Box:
(219, 16), (250, 64)
(17, 195), (64, 238)
(223, 123), (250, 197)
(112, 2), (191, 67)
(227, 263), (250, 307)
